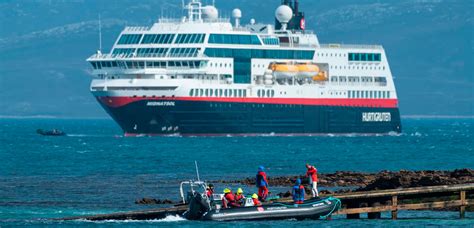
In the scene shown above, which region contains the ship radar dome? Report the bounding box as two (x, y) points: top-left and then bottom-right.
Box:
(232, 8), (242, 19)
(202, 5), (219, 20)
(275, 5), (293, 23)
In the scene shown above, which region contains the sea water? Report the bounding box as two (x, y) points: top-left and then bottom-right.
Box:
(0, 118), (473, 226)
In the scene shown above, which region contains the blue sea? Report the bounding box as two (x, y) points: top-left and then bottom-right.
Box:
(0, 118), (473, 227)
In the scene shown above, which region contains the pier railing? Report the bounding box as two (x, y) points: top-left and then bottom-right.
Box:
(331, 183), (473, 219)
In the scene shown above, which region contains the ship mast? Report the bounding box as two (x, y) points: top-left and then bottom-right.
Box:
(98, 14), (102, 53)
(185, 0), (203, 22)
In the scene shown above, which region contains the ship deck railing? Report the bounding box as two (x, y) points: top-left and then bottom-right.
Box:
(157, 18), (231, 24)
(124, 26), (150, 32)
(320, 44), (384, 50)
(88, 53), (209, 60)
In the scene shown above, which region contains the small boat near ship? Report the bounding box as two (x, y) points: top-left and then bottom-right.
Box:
(36, 129), (66, 136)
(59, 179), (341, 222)
(182, 181), (341, 221)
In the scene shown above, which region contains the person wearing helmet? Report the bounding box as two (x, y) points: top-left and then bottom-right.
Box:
(206, 184), (215, 198)
(292, 178), (305, 204)
(305, 163), (319, 197)
(256, 166), (269, 201)
(222, 188), (240, 208)
(251, 193), (262, 206)
(235, 188), (246, 206)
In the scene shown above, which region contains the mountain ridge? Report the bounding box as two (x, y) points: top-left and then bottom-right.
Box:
(0, 0), (472, 117)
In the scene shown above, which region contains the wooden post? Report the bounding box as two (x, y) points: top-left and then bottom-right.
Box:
(368, 202), (381, 219)
(347, 213), (360, 219)
(346, 201), (360, 219)
(391, 195), (398, 220)
(460, 191), (466, 219)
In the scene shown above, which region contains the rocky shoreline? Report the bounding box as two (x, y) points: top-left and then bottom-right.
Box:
(215, 169), (474, 193)
(136, 169), (473, 205)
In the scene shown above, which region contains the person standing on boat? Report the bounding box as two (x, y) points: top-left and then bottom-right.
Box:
(235, 188), (245, 206)
(256, 166), (269, 201)
(292, 179), (305, 204)
(305, 163), (319, 197)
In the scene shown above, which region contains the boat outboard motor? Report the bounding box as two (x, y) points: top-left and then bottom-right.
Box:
(183, 192), (211, 220)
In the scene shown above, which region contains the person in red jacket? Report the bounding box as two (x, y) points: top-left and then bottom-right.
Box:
(251, 193), (262, 206)
(206, 184), (214, 198)
(235, 188), (245, 206)
(222, 188), (240, 208)
(305, 163), (319, 197)
(256, 166), (269, 201)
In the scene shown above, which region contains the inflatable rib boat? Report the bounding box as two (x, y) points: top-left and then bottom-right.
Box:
(36, 129), (66, 136)
(184, 191), (341, 221)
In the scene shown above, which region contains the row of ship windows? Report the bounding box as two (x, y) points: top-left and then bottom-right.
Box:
(257, 89), (276, 98)
(117, 33), (263, 45)
(262, 37), (280, 45)
(90, 61), (204, 69)
(315, 52), (382, 62)
(208, 104), (301, 108)
(112, 48), (200, 58)
(205, 48), (315, 60)
(330, 76), (387, 84)
(349, 53), (382, 62)
(141, 34), (174, 44)
(209, 62), (232, 68)
(348, 90), (391, 99)
(316, 53), (347, 58)
(175, 34), (206, 44)
(112, 48), (315, 61)
(330, 65), (386, 71)
(189, 88), (247, 98)
(208, 34), (261, 45)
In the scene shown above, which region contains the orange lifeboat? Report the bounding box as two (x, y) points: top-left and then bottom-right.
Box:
(312, 71), (328, 81)
(296, 63), (320, 78)
(270, 63), (298, 79)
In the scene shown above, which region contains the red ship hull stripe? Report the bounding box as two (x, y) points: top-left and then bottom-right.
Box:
(98, 96), (399, 108)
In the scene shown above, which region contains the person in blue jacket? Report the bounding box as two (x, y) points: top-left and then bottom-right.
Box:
(292, 178), (305, 204)
(256, 166), (269, 201)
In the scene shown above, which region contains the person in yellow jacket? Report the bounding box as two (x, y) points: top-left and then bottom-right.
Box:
(235, 188), (246, 206)
(251, 193), (262, 206)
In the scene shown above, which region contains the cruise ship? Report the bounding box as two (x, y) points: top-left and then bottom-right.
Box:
(87, 0), (402, 136)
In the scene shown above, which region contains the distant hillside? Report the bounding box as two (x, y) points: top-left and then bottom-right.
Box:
(0, 0), (472, 117)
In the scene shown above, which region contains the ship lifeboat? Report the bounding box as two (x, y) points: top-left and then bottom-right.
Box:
(270, 63), (298, 79)
(312, 71), (328, 81)
(296, 63), (320, 78)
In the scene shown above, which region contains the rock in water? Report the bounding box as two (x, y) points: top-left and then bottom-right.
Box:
(135, 198), (174, 205)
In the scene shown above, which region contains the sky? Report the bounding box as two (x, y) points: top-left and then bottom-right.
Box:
(0, 0), (473, 118)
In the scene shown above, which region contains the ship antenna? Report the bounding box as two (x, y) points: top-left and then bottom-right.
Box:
(195, 161), (201, 182)
(98, 14), (102, 53)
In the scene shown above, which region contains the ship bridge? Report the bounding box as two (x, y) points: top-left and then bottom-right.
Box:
(87, 0), (322, 85)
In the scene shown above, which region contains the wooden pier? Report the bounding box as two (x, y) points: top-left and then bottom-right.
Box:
(331, 183), (473, 219)
(62, 183), (473, 221)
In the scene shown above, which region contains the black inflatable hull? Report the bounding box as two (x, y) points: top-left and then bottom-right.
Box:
(202, 197), (340, 221)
